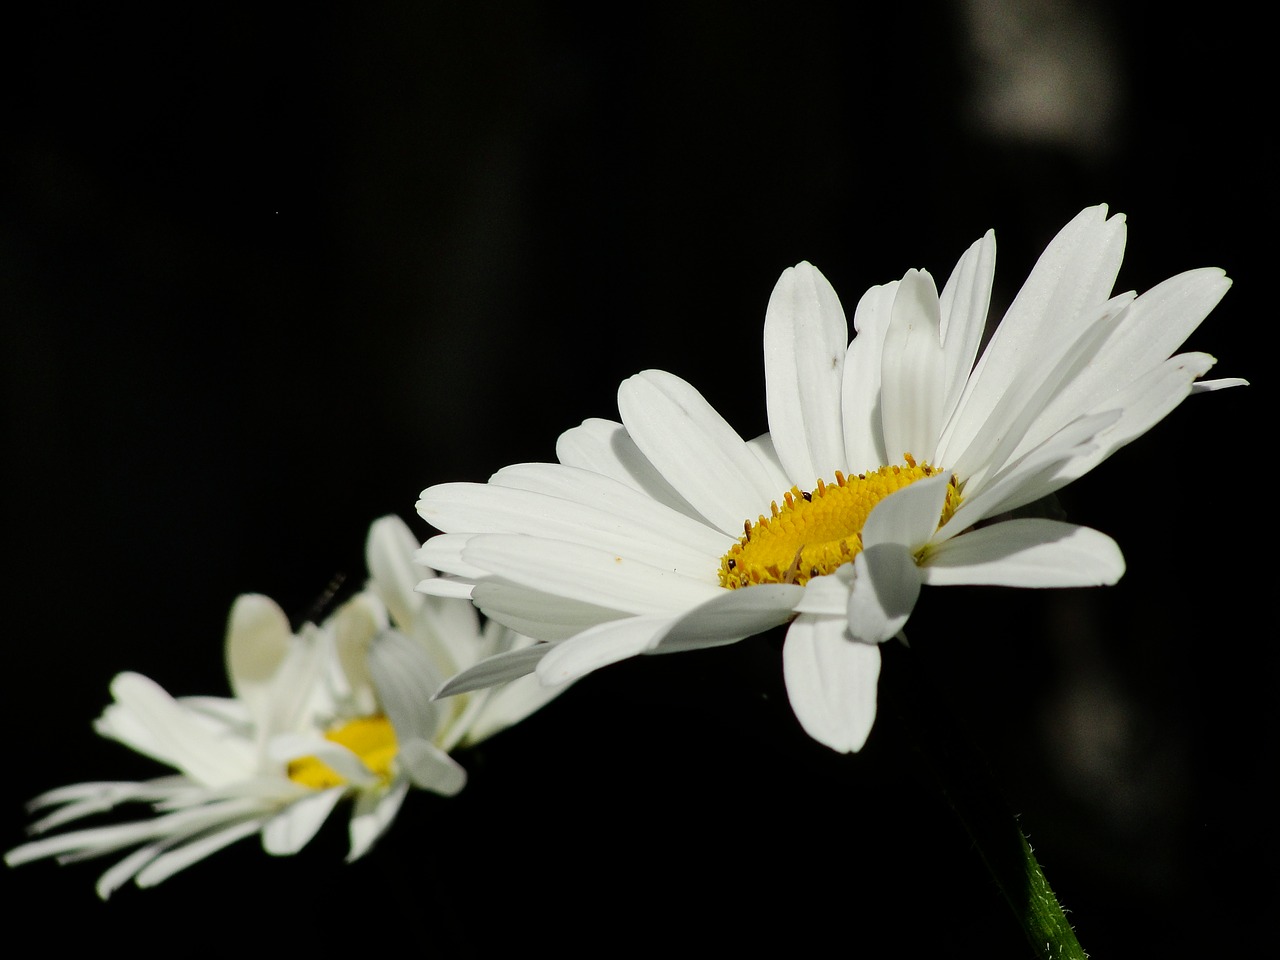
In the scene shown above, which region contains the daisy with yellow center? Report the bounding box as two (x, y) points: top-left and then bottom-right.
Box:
(417, 204), (1243, 753)
(6, 516), (564, 897)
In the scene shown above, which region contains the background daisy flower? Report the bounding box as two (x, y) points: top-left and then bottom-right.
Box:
(5, 515), (561, 897)
(417, 204), (1240, 754)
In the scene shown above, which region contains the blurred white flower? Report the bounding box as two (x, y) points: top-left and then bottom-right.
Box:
(6, 515), (560, 897)
(417, 204), (1242, 755)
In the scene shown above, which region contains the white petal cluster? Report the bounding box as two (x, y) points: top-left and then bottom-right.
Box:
(6, 516), (559, 897)
(418, 205), (1241, 754)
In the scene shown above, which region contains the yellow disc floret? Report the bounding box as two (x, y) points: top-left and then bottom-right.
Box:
(718, 454), (961, 590)
(287, 714), (399, 790)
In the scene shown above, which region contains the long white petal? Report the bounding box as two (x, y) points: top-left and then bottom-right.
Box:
(225, 594), (294, 715)
(618, 369), (777, 535)
(262, 788), (344, 855)
(398, 740), (468, 795)
(462, 535), (721, 616)
(471, 578), (626, 642)
(783, 618), (881, 753)
(347, 779), (409, 862)
(414, 572), (478, 599)
(536, 616), (673, 686)
(862, 473), (952, 551)
(434, 643), (553, 699)
(1191, 377), (1247, 393)
(880, 269), (947, 464)
(469, 462), (731, 563)
(416, 535), (489, 583)
(947, 291), (1125, 489)
(747, 432), (793, 493)
(95, 841), (166, 900)
(764, 261), (850, 482)
(936, 410), (1119, 539)
(457, 671), (568, 748)
(100, 673), (257, 787)
(1050, 352), (1218, 485)
(846, 543), (922, 644)
(366, 515), (427, 634)
(135, 818), (265, 888)
(922, 520), (1124, 587)
(650, 583), (801, 654)
(1009, 267), (1232, 459)
(793, 570), (854, 616)
(554, 417), (706, 521)
(938, 230), (996, 425)
(944, 205), (1126, 461)
(842, 280), (897, 472)
(367, 630), (445, 743)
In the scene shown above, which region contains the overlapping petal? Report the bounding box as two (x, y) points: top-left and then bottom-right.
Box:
(415, 203), (1238, 758)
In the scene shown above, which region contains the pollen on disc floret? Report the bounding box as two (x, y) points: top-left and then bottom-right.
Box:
(287, 714), (399, 789)
(718, 454), (961, 590)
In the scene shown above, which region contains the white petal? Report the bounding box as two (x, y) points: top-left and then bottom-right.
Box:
(944, 205), (1126, 464)
(398, 740), (468, 795)
(936, 410), (1119, 538)
(1050, 352), (1218, 485)
(554, 417), (706, 521)
(764, 261), (850, 482)
(416, 577), (476, 600)
(366, 515), (428, 633)
(456, 671), (568, 747)
(746, 432), (792, 493)
(922, 520), (1124, 587)
(846, 543), (922, 643)
(880, 269), (947, 463)
(1009, 267), (1232, 459)
(268, 736), (379, 788)
(782, 617), (881, 753)
(842, 280), (897, 472)
(650, 583), (802, 654)
(462, 534), (721, 616)
(415, 535), (489, 583)
(472, 578), (626, 642)
(536, 616), (672, 685)
(100, 673), (257, 787)
(367, 630), (445, 742)
(262, 788), (344, 855)
(617, 369), (777, 535)
(947, 292), (1125, 489)
(435, 642), (553, 699)
(862, 473), (952, 551)
(347, 779), (409, 862)
(1191, 377), (1247, 392)
(427, 465), (729, 573)
(410, 588), (487, 684)
(135, 817), (265, 888)
(6, 817), (159, 868)
(224, 594), (294, 711)
(327, 593), (383, 703)
(793, 570), (853, 616)
(938, 230), (996, 424)
(96, 842), (165, 899)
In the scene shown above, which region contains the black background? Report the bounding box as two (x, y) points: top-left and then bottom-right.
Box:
(3, 3), (1272, 954)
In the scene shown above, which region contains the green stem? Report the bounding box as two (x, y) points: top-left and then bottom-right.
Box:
(881, 641), (1088, 959)
(1015, 830), (1089, 960)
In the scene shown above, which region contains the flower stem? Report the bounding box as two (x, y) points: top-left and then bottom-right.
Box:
(880, 641), (1089, 959)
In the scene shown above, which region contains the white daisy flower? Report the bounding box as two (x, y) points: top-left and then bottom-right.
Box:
(417, 204), (1242, 754)
(6, 515), (560, 897)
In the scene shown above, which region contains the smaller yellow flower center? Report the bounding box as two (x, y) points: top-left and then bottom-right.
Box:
(718, 454), (961, 590)
(287, 715), (399, 790)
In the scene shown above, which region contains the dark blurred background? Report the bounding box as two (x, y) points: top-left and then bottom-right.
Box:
(2, 2), (1270, 954)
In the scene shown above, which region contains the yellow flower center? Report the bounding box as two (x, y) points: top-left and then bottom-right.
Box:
(718, 454), (961, 590)
(287, 715), (399, 790)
